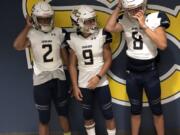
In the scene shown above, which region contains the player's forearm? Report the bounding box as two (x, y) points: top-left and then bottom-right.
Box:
(69, 65), (78, 88)
(105, 6), (121, 32)
(144, 27), (167, 50)
(98, 45), (112, 77)
(98, 59), (112, 77)
(61, 48), (69, 67)
(13, 25), (31, 51)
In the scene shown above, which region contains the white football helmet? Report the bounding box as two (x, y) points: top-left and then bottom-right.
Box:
(122, 0), (147, 16)
(71, 5), (98, 34)
(31, 1), (54, 32)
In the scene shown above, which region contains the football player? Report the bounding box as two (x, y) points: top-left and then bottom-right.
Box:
(67, 5), (116, 135)
(13, 1), (71, 135)
(105, 0), (170, 135)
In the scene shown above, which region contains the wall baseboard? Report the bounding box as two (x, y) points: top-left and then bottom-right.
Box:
(0, 129), (179, 135)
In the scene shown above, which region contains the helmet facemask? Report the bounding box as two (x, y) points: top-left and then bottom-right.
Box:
(122, 0), (147, 18)
(31, 1), (54, 33)
(71, 5), (98, 34)
(126, 6), (145, 18)
(79, 17), (98, 34)
(32, 15), (54, 33)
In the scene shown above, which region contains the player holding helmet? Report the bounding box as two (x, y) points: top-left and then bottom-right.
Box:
(105, 0), (170, 135)
(13, 1), (71, 135)
(67, 5), (116, 135)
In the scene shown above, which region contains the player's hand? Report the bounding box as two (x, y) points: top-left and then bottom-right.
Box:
(116, 0), (122, 9)
(73, 86), (83, 101)
(133, 10), (146, 29)
(87, 76), (100, 90)
(25, 15), (33, 28)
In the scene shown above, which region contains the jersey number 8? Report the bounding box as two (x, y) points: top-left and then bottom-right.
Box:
(132, 31), (143, 50)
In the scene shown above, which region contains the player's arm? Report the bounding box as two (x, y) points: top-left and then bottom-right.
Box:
(144, 27), (167, 50)
(13, 16), (32, 51)
(98, 30), (113, 78)
(105, 0), (123, 32)
(61, 30), (70, 68)
(60, 46), (69, 68)
(69, 49), (78, 88)
(98, 44), (112, 77)
(69, 49), (83, 101)
(102, 42), (113, 69)
(134, 11), (170, 50)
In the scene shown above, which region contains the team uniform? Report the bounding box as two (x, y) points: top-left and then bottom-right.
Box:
(118, 11), (170, 115)
(27, 27), (69, 123)
(66, 28), (114, 120)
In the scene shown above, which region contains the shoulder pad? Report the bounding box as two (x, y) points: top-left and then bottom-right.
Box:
(158, 11), (170, 29)
(145, 11), (170, 30)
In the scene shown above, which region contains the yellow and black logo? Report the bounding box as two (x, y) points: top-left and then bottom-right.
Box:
(23, 0), (180, 106)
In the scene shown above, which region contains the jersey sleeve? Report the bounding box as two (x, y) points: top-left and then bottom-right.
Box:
(117, 14), (123, 23)
(102, 29), (112, 45)
(158, 11), (170, 29)
(64, 32), (76, 51)
(145, 11), (170, 30)
(59, 28), (67, 47)
(61, 29), (70, 48)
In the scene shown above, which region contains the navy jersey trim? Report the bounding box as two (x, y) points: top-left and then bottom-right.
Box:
(158, 11), (170, 29)
(63, 29), (70, 48)
(102, 29), (112, 44)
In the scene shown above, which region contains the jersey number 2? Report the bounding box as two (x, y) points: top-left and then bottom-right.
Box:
(82, 49), (93, 65)
(132, 31), (143, 49)
(42, 44), (53, 62)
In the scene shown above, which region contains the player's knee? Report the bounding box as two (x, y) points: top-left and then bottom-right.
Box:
(36, 104), (50, 124)
(56, 99), (68, 116)
(150, 98), (162, 115)
(101, 102), (113, 120)
(82, 103), (93, 120)
(39, 114), (50, 124)
(131, 106), (142, 115)
(150, 104), (162, 115)
(103, 109), (113, 120)
(130, 99), (142, 115)
(38, 110), (50, 124)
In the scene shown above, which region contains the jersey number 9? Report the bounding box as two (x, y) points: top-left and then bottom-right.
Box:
(82, 49), (93, 65)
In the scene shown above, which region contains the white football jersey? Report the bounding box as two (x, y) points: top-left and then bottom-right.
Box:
(66, 29), (112, 88)
(118, 11), (170, 60)
(27, 27), (66, 75)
